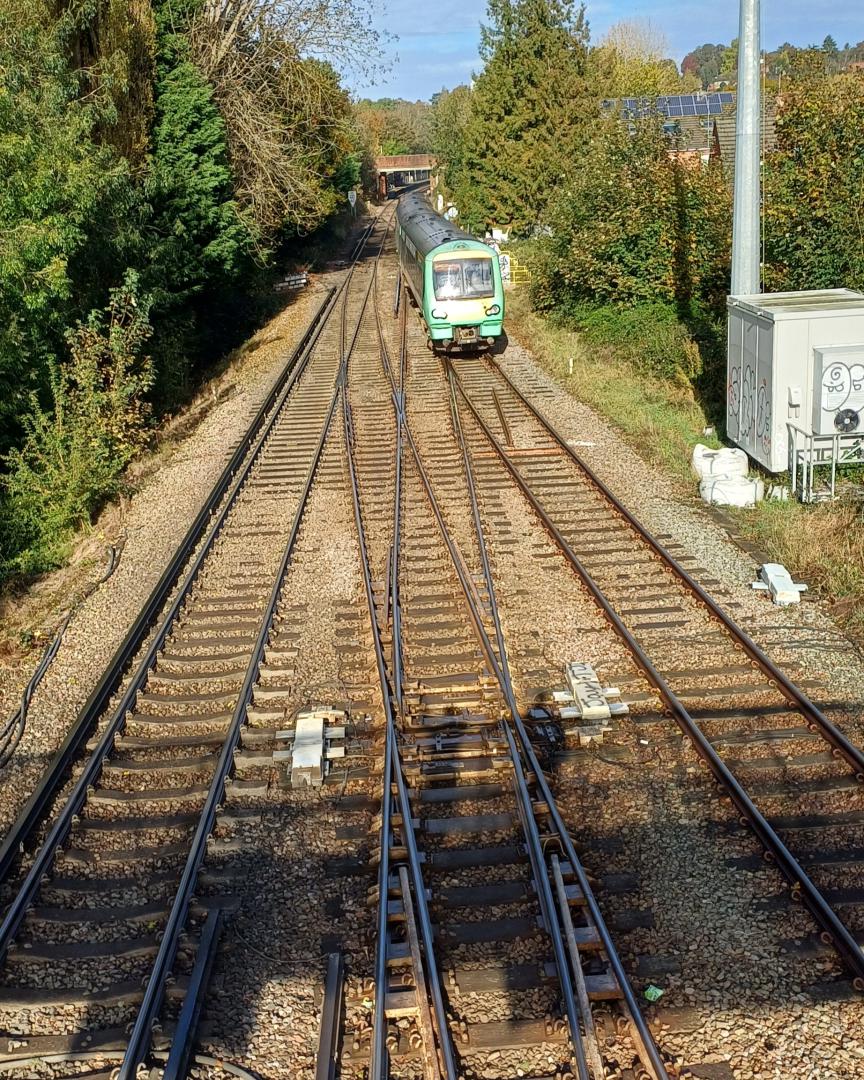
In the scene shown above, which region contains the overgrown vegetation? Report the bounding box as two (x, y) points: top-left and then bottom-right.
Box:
(3, 273), (154, 573)
(764, 61), (864, 294)
(0, 0), (382, 579)
(505, 290), (718, 482)
(528, 115), (730, 406)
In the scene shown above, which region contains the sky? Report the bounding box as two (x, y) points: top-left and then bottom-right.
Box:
(350, 0), (864, 101)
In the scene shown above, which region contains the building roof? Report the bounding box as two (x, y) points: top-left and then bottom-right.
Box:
(712, 103), (777, 182)
(666, 116), (712, 153)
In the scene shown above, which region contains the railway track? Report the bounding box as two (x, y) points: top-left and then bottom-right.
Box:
(0, 211), (394, 1078)
(339, 237), (671, 1080)
(448, 354), (864, 994)
(4, 199), (863, 1080)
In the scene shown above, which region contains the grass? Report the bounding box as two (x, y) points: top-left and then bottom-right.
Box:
(504, 289), (720, 487)
(505, 287), (864, 643)
(734, 498), (864, 637)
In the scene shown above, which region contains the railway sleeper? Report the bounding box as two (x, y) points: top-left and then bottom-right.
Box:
(340, 1016), (569, 1064)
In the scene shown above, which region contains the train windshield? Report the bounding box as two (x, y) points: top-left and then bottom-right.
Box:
(433, 258), (495, 300)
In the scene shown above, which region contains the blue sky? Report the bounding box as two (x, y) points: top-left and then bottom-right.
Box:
(350, 1), (864, 101)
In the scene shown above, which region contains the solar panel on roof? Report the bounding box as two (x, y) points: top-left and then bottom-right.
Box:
(610, 92), (735, 120)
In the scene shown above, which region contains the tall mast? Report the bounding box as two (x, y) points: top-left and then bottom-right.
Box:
(730, 0), (761, 295)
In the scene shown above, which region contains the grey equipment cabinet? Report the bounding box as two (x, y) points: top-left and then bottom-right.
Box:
(726, 289), (864, 496)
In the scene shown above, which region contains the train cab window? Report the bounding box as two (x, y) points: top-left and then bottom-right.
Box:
(434, 259), (494, 300)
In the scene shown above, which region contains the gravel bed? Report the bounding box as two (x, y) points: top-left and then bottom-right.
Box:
(0, 283), (330, 839)
(499, 342), (864, 744)
(8, 221), (864, 1079)
(487, 337), (864, 1076)
(192, 423), (384, 1080)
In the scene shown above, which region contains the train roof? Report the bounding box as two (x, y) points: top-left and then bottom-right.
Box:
(397, 193), (488, 258)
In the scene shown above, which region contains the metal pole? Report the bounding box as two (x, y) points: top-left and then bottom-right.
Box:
(731, 0), (761, 295)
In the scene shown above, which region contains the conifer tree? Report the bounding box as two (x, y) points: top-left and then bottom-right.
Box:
(456, 0), (594, 235)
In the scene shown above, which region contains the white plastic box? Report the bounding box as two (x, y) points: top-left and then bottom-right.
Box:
(726, 289), (864, 472)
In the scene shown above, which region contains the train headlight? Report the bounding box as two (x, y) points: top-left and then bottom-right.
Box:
(431, 308), (448, 320)
(485, 304), (501, 316)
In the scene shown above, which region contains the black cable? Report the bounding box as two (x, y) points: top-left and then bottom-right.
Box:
(0, 544), (122, 771)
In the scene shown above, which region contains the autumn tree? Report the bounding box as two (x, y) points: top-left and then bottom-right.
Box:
(594, 19), (694, 96)
(187, 0), (383, 235)
(764, 65), (864, 292)
(356, 98), (433, 156)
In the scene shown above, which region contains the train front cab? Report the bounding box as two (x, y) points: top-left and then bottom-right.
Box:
(423, 242), (504, 353)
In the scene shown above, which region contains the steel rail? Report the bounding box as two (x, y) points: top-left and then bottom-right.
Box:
(0, 283), (345, 960)
(489, 362), (864, 782)
(162, 909), (223, 1080)
(342, 398), (458, 1080)
(452, 369), (864, 989)
(0, 216), (382, 888)
(346, 262), (458, 1079)
(445, 364), (670, 1079)
(399, 346), (669, 1076)
(389, 303), (407, 717)
(0, 215), (381, 1080)
(377, 316), (597, 1079)
(125, 216), (401, 1070)
(0, 283), (340, 886)
(119, 330), (348, 1079)
(315, 952), (345, 1080)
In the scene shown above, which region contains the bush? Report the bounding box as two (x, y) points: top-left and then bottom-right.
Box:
(554, 300), (702, 386)
(531, 116), (731, 316)
(1, 271), (153, 576)
(764, 65), (864, 293)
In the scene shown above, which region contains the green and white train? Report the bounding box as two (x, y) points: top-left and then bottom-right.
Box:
(396, 192), (505, 353)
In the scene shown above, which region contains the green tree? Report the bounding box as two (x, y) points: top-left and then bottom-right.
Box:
(0, 0), (133, 453)
(764, 67), (864, 292)
(139, 4), (258, 403)
(721, 38), (738, 78)
(681, 43), (726, 88)
(455, 0), (594, 235)
(430, 85), (473, 204)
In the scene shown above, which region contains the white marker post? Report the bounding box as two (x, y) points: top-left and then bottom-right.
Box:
(347, 189), (357, 216)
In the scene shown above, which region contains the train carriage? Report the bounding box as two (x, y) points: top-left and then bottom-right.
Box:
(396, 192), (505, 353)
